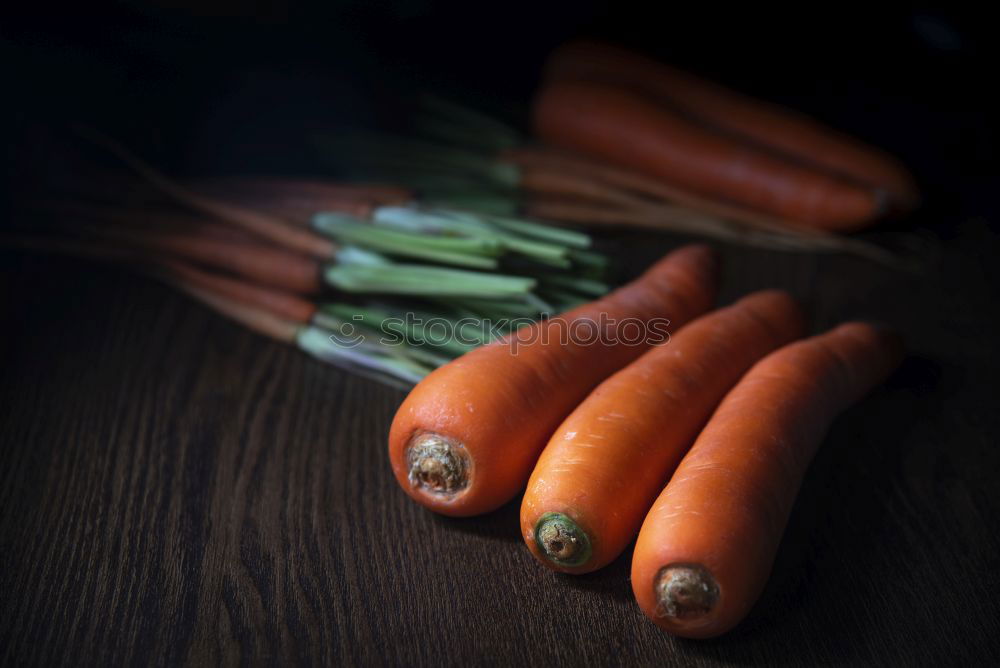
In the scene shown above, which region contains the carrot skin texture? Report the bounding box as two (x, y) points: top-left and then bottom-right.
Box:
(388, 245), (719, 517)
(631, 322), (903, 638)
(546, 41), (919, 210)
(159, 259), (317, 323)
(521, 290), (805, 573)
(502, 146), (816, 234)
(533, 81), (883, 232)
(124, 230), (324, 295)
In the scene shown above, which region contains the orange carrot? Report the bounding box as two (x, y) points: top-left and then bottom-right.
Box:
(534, 81), (884, 232)
(0, 234), (313, 336)
(75, 126), (337, 258)
(85, 222), (324, 294)
(189, 177), (409, 224)
(546, 41), (919, 209)
(188, 189), (375, 225)
(521, 290), (804, 573)
(516, 164), (642, 208)
(388, 244), (719, 516)
(631, 322), (903, 638)
(167, 278), (302, 343)
(502, 146), (830, 238)
(191, 176), (412, 206)
(523, 194), (746, 236)
(158, 259), (317, 323)
(36, 201), (262, 243)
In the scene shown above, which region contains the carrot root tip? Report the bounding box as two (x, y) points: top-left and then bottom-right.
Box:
(654, 564), (719, 621)
(405, 432), (469, 497)
(534, 512), (592, 568)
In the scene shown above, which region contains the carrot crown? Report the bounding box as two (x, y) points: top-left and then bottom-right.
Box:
(534, 512), (592, 568)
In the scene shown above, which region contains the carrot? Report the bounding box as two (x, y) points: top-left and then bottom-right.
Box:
(534, 82), (885, 232)
(75, 126), (337, 258)
(388, 244), (719, 516)
(0, 233), (306, 342)
(546, 41), (918, 209)
(158, 259), (317, 322)
(85, 222), (324, 294)
(521, 290), (804, 573)
(189, 177), (412, 224)
(502, 146), (830, 238)
(191, 176), (412, 207)
(516, 164), (642, 209)
(33, 200), (326, 293)
(631, 322), (903, 638)
(188, 190), (375, 225)
(36, 201), (262, 243)
(166, 277), (303, 343)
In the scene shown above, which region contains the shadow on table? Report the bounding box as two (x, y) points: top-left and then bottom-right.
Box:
(550, 543), (636, 605)
(429, 493), (524, 543)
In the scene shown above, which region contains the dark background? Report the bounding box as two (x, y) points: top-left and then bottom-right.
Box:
(2, 3), (998, 666)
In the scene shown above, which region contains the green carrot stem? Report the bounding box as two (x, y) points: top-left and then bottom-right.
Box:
(421, 192), (520, 216)
(295, 325), (431, 387)
(536, 274), (610, 297)
(334, 245), (393, 266)
(484, 214), (592, 249)
(537, 287), (588, 311)
(568, 248), (610, 271)
(372, 206), (571, 265)
(312, 214), (501, 269)
(371, 206), (493, 235)
(430, 210), (571, 262)
(324, 263), (536, 298)
(311, 310), (456, 367)
(446, 296), (545, 320)
(317, 303), (478, 356)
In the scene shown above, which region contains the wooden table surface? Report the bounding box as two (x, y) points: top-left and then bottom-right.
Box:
(3, 222), (999, 665)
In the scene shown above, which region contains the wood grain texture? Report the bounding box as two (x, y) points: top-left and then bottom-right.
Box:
(2, 224), (999, 666)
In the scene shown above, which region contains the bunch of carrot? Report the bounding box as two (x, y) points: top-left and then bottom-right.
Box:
(535, 42), (918, 232)
(319, 46), (918, 265)
(388, 244), (902, 637)
(7, 130), (612, 387)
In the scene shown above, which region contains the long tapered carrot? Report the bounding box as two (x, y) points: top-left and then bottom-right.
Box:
(502, 146), (830, 238)
(189, 177), (413, 224)
(524, 194), (903, 266)
(191, 176), (412, 207)
(3, 228), (321, 316)
(533, 81), (884, 231)
(167, 278), (303, 343)
(74, 126), (337, 258)
(516, 164), (643, 209)
(0, 233), (311, 338)
(631, 322), (903, 638)
(36, 200), (261, 243)
(501, 149), (905, 265)
(187, 188), (375, 225)
(546, 41), (919, 209)
(521, 290), (804, 573)
(84, 222), (324, 294)
(388, 244), (719, 516)
(158, 259), (317, 323)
